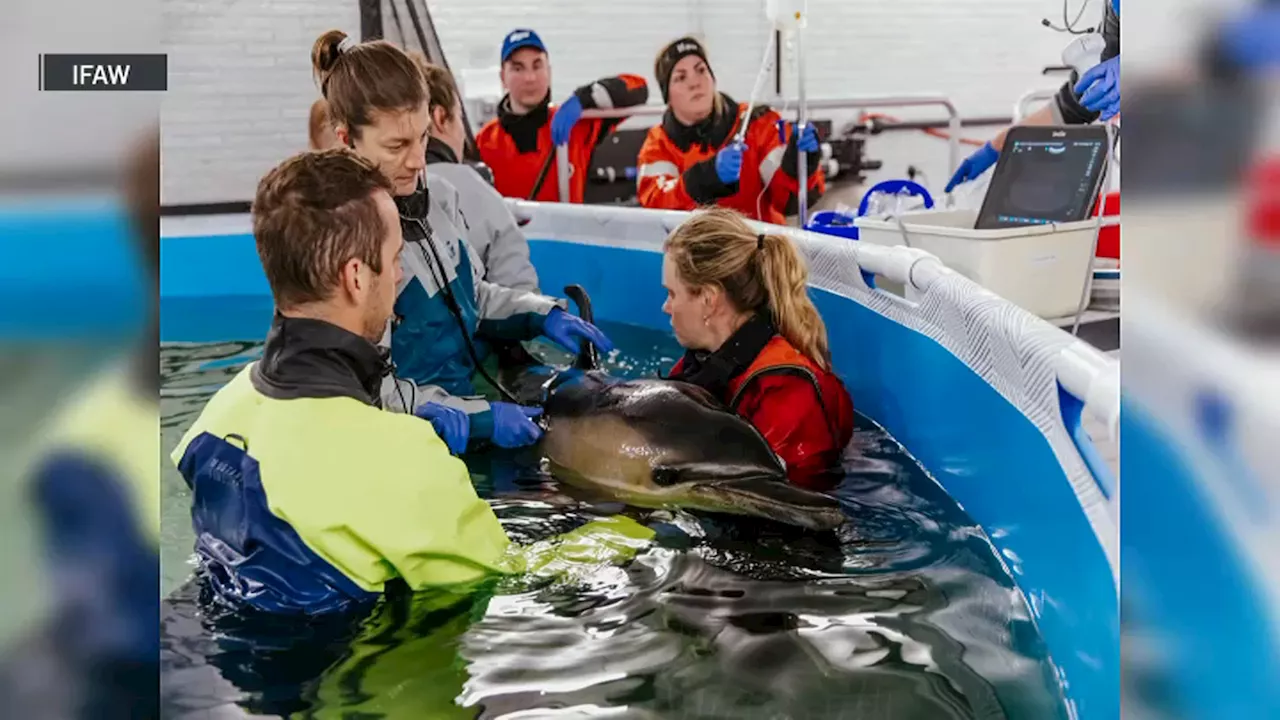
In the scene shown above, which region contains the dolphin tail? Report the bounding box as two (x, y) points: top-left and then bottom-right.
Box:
(691, 478), (846, 532)
(563, 284), (600, 371)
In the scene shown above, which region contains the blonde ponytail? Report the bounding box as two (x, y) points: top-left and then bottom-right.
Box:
(757, 233), (831, 370)
(663, 207), (832, 370)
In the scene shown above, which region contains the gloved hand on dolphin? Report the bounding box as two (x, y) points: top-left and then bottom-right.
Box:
(540, 307), (615, 355)
(413, 303), (613, 453)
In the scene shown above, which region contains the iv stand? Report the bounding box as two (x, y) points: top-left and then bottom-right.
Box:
(795, 17), (809, 227)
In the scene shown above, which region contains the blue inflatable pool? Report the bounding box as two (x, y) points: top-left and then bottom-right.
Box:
(159, 199), (1121, 718)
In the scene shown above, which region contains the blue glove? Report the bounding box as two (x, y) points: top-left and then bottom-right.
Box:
(542, 307), (616, 355)
(490, 402), (543, 448)
(795, 123), (820, 153)
(715, 142), (745, 185)
(551, 95), (584, 146)
(945, 142), (1000, 192)
(414, 402), (470, 455)
(1220, 8), (1280, 69)
(1074, 55), (1120, 121)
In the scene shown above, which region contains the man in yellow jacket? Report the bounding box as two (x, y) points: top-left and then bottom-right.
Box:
(170, 148), (649, 615)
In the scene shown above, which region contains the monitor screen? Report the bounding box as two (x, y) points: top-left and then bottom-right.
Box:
(975, 126), (1110, 230)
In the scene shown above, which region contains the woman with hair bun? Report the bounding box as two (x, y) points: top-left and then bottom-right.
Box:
(309, 29), (613, 454)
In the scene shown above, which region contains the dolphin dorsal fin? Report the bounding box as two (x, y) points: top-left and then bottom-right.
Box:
(563, 284), (600, 371)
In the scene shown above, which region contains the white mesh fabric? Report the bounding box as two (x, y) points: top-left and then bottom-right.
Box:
(771, 222), (1118, 587)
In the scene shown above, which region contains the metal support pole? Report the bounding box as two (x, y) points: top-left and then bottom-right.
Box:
(795, 26), (808, 227)
(359, 0), (383, 41)
(556, 145), (571, 203)
(1015, 88), (1057, 123)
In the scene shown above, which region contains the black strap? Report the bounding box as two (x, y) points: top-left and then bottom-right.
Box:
(669, 314), (775, 399)
(411, 220), (520, 404)
(528, 148), (556, 201)
(729, 365), (840, 450)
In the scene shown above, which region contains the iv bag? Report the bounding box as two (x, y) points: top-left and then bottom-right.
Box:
(765, 0), (808, 30)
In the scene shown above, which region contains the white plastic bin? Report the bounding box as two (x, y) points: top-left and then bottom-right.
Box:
(854, 209), (1097, 319)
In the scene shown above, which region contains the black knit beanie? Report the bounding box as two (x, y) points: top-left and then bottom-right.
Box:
(656, 36), (715, 103)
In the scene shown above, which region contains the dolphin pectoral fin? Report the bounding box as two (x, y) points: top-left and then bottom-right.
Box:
(691, 479), (846, 532)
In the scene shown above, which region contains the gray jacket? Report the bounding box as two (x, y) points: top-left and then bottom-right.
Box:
(379, 172), (563, 443)
(426, 139), (540, 292)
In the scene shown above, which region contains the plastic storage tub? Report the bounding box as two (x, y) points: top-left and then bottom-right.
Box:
(855, 208), (1098, 318)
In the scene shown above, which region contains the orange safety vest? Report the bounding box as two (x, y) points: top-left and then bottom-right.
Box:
(476, 107), (594, 203)
(726, 336), (827, 410)
(476, 75), (649, 204)
(668, 331), (853, 490)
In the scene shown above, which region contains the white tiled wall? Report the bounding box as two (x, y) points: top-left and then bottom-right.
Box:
(161, 0), (1101, 206)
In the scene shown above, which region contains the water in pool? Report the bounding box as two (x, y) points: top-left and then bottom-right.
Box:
(160, 321), (1071, 719)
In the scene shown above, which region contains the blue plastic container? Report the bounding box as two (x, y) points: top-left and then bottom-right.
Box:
(805, 179), (936, 242)
(805, 210), (860, 240)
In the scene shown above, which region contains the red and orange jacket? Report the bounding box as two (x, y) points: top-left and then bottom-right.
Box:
(476, 74), (649, 204)
(636, 93), (826, 224)
(668, 317), (853, 491)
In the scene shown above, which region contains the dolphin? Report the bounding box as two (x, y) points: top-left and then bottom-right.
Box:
(504, 286), (846, 533)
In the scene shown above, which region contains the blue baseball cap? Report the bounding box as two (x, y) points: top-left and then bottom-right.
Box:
(500, 28), (547, 63)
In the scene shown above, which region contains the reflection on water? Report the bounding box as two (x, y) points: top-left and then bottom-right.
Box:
(159, 323), (1070, 719)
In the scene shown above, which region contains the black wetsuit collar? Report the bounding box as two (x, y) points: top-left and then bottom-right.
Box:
(670, 313), (775, 399)
(394, 177), (430, 222)
(663, 92), (739, 153)
(425, 137), (459, 165)
(250, 313), (391, 407)
(497, 92), (551, 154)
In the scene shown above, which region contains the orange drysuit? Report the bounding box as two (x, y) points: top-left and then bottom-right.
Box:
(636, 93), (826, 224)
(476, 74), (649, 204)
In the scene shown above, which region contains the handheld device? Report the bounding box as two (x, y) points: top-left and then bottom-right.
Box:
(975, 125), (1111, 230)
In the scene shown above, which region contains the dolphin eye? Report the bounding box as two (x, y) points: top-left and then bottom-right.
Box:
(653, 466), (682, 487)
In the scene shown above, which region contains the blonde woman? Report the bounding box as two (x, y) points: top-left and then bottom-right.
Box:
(662, 207), (853, 489)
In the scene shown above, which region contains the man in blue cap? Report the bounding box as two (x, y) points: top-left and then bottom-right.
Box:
(475, 28), (649, 203)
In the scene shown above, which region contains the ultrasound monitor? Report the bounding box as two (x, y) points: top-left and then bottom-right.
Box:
(974, 125), (1111, 230)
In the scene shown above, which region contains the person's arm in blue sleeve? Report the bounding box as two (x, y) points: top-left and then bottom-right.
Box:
(469, 256), (615, 356)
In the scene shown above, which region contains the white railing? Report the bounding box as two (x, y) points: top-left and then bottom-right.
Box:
(1015, 88), (1058, 123)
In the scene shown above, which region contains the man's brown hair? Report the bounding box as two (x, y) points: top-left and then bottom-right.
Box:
(251, 148), (394, 310)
